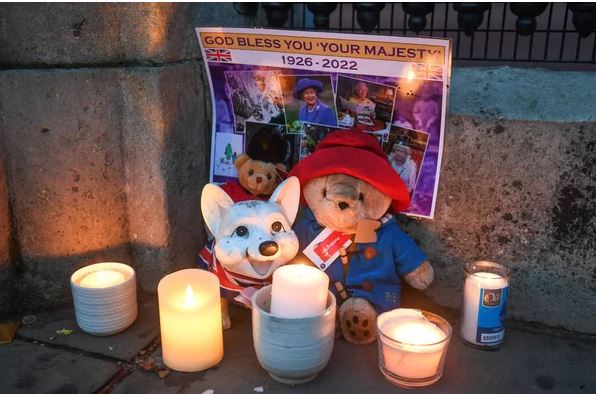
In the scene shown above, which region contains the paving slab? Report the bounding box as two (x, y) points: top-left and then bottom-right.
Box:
(0, 339), (119, 393)
(17, 302), (158, 361)
(112, 304), (596, 393)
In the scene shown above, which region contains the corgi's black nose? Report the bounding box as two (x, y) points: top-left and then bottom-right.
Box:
(338, 201), (349, 210)
(259, 241), (278, 256)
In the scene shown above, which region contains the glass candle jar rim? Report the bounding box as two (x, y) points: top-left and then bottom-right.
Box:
(377, 309), (453, 347)
(464, 260), (511, 279)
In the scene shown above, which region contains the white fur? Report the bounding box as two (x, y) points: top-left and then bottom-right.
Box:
(201, 177), (300, 279)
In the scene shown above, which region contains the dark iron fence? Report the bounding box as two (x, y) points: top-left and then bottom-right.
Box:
(236, 3), (596, 65)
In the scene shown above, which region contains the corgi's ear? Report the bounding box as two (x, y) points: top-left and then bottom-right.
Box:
(201, 183), (234, 236)
(269, 176), (300, 226)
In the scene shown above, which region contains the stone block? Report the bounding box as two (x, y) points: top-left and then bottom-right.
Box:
(0, 69), (131, 310)
(120, 61), (209, 292)
(0, 137), (13, 313)
(399, 116), (596, 334)
(0, 61), (210, 310)
(0, 3), (271, 67)
(0, 3), (203, 66)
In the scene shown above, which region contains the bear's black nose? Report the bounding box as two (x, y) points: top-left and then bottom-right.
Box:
(338, 201), (350, 210)
(259, 241), (278, 256)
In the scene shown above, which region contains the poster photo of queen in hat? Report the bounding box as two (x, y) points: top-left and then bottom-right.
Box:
(278, 74), (338, 129)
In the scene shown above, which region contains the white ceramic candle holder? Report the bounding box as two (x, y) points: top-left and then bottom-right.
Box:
(252, 285), (336, 385)
(70, 262), (137, 336)
(377, 309), (452, 388)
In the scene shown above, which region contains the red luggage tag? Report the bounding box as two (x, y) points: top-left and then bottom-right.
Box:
(303, 228), (352, 271)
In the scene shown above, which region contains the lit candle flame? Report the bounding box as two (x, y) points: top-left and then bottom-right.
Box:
(184, 285), (196, 308)
(407, 69), (415, 82)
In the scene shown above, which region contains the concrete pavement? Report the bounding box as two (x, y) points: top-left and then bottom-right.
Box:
(1, 300), (595, 394)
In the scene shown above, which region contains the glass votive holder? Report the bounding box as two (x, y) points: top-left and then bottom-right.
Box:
(461, 260), (511, 349)
(70, 262), (137, 336)
(377, 308), (452, 388)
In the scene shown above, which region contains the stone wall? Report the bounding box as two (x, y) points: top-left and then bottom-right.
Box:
(0, 3), (211, 312)
(400, 117), (596, 334)
(0, 135), (13, 310)
(0, 3), (595, 335)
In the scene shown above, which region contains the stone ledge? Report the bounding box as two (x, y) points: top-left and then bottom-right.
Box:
(0, 4), (203, 66)
(0, 3), (269, 68)
(450, 67), (596, 122)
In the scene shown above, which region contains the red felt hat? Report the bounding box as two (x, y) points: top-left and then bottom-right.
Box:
(289, 130), (410, 213)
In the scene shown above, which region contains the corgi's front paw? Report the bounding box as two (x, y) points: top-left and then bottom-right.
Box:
(222, 313), (231, 330)
(221, 298), (232, 330)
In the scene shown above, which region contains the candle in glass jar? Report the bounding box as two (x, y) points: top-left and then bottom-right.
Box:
(79, 270), (126, 288)
(377, 309), (451, 387)
(158, 269), (223, 372)
(461, 261), (510, 347)
(270, 264), (329, 318)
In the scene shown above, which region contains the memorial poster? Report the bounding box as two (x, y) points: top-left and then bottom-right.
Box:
(197, 27), (451, 219)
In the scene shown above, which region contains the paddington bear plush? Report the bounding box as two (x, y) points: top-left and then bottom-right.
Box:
(222, 127), (288, 202)
(289, 130), (434, 345)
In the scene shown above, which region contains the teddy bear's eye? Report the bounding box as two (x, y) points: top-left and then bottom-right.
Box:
(248, 170), (254, 176)
(267, 173), (272, 180)
(359, 193), (364, 202)
(322, 189), (327, 198)
(271, 221), (283, 232)
(235, 226), (249, 237)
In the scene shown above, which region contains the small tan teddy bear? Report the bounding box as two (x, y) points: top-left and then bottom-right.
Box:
(221, 126), (288, 202)
(233, 154), (284, 198)
(290, 130), (434, 345)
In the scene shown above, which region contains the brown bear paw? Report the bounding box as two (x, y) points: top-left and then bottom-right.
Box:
(338, 297), (377, 345)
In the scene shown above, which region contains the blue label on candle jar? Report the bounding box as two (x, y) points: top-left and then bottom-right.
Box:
(476, 286), (508, 344)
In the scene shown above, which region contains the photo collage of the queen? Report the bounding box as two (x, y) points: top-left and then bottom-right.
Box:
(209, 63), (444, 216)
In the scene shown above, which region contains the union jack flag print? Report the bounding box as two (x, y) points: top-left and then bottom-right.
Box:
(197, 239), (270, 307)
(411, 63), (444, 81)
(206, 48), (232, 63)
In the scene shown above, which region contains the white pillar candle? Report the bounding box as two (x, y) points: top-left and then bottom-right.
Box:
(377, 309), (451, 387)
(461, 262), (509, 347)
(270, 264), (329, 318)
(158, 269), (223, 372)
(79, 270), (126, 288)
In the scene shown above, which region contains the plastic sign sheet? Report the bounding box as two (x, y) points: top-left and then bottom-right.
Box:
(196, 28), (451, 219)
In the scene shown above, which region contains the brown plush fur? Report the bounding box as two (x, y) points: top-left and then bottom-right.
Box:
(303, 173), (434, 345)
(235, 154), (286, 196)
(304, 174), (391, 234)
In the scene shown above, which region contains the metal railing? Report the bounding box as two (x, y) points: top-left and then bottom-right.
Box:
(239, 3), (596, 65)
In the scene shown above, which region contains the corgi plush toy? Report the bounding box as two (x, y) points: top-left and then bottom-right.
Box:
(198, 177), (301, 329)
